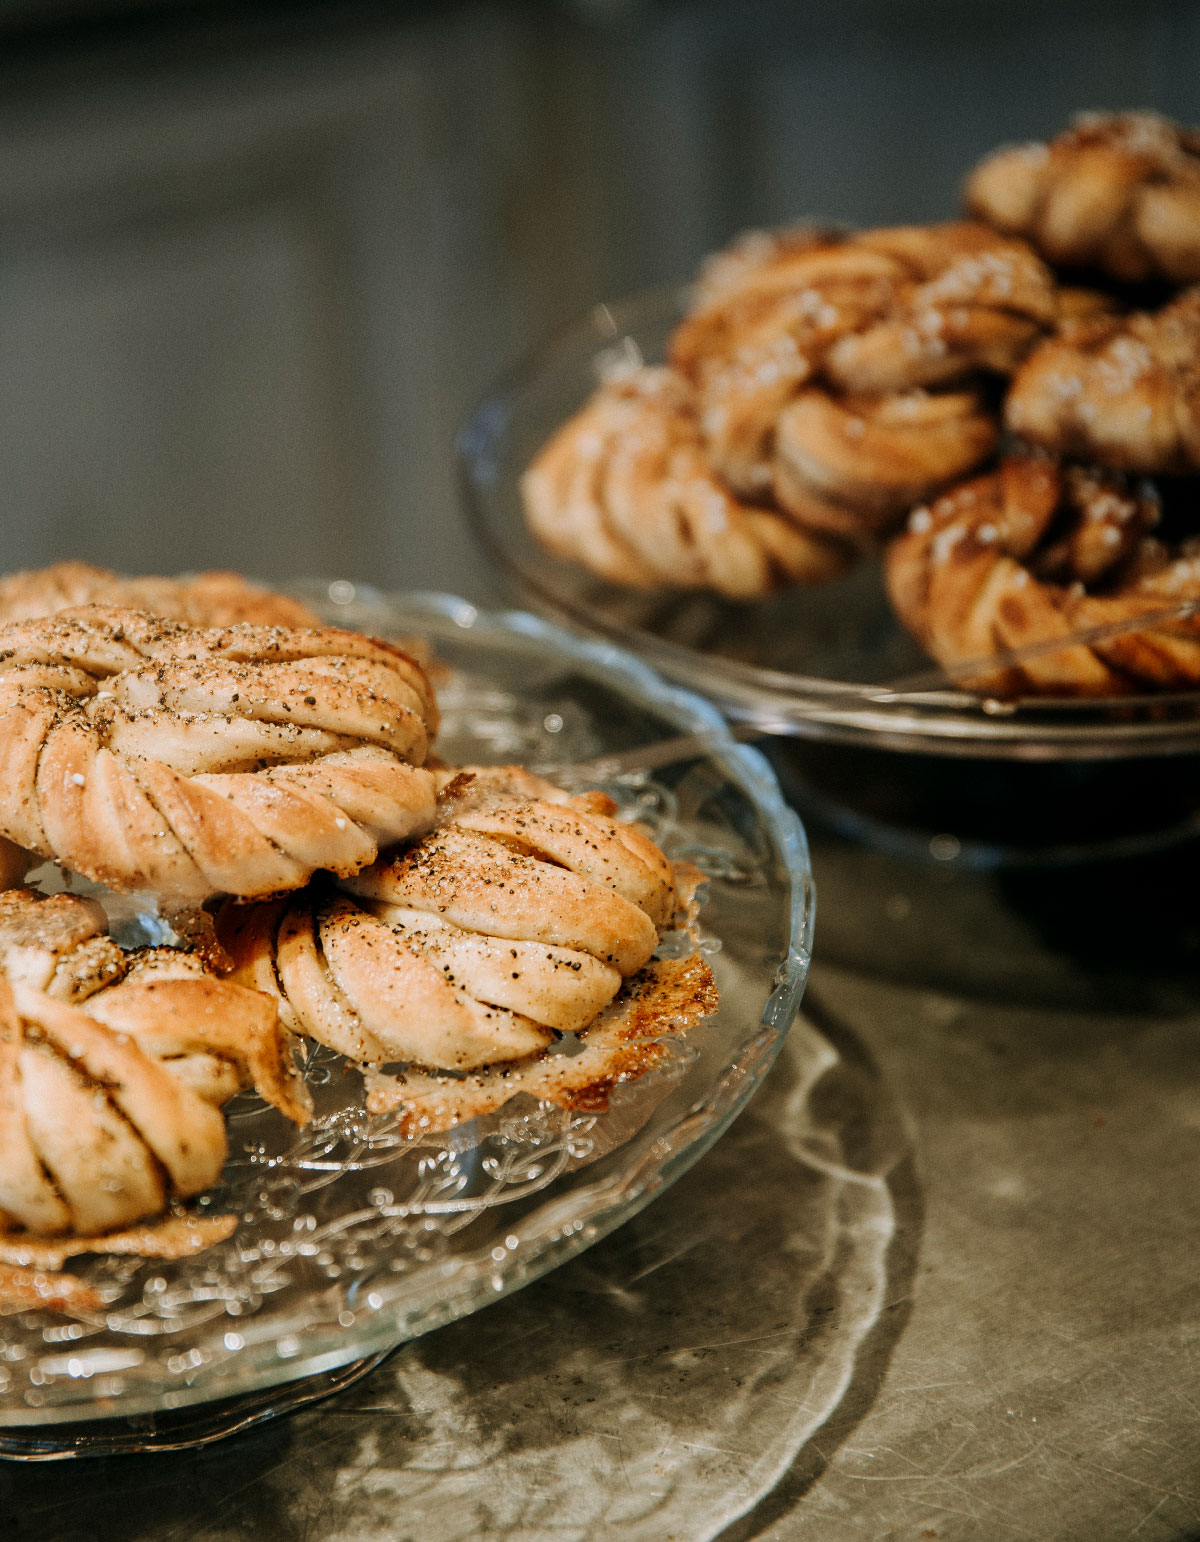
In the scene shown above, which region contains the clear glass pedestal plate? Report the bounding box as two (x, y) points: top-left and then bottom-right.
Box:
(458, 289), (1200, 867)
(0, 592), (814, 1458)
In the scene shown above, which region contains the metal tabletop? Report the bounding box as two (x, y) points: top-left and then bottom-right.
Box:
(7, 824), (1200, 1541)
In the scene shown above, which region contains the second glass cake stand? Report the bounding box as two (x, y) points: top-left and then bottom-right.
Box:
(459, 289), (1200, 865)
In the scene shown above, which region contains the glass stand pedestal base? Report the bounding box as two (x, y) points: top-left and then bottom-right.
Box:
(0, 1352), (390, 1460)
(767, 739), (1200, 870)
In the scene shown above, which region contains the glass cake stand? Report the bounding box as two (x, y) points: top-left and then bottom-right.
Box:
(459, 289), (1200, 866)
(0, 592), (813, 1457)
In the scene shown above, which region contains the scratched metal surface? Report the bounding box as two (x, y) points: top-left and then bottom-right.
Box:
(6, 826), (1200, 1539)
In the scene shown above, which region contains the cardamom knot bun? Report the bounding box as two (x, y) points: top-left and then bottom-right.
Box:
(0, 607), (440, 900)
(0, 888), (308, 1238)
(217, 764), (687, 1075)
(967, 111), (1200, 285)
(1006, 287), (1200, 474)
(0, 560), (321, 630)
(886, 452), (1200, 694)
(521, 365), (852, 595)
(672, 219), (1056, 533)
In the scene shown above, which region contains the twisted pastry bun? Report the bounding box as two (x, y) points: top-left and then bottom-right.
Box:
(885, 452), (1200, 694)
(672, 221), (1055, 539)
(218, 765), (717, 1132)
(0, 889), (130, 1001)
(1006, 287), (1200, 473)
(0, 561), (320, 629)
(0, 890), (308, 1238)
(0, 608), (439, 901)
(0, 977), (228, 1238)
(966, 112), (1200, 285)
(0, 888), (310, 1121)
(826, 223), (1061, 390)
(522, 222), (1059, 587)
(675, 222), (1057, 396)
(521, 366), (852, 596)
(773, 387), (999, 542)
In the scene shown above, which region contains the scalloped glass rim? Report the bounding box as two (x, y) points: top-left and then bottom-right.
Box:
(0, 590), (813, 1431)
(458, 285), (1200, 761)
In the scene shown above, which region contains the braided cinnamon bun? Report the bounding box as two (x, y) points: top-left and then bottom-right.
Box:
(0, 608), (439, 900)
(217, 765), (717, 1134)
(0, 888), (309, 1119)
(826, 223), (1061, 391)
(886, 453), (1200, 694)
(522, 221), (1059, 586)
(0, 889), (308, 1239)
(521, 365), (851, 596)
(1006, 287), (1200, 473)
(675, 222), (1056, 395)
(0, 561), (320, 629)
(966, 112), (1200, 285)
(772, 387), (999, 542)
(672, 221), (1054, 533)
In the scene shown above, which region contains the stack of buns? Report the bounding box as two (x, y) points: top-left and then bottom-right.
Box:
(0, 566), (714, 1297)
(523, 111), (1200, 696)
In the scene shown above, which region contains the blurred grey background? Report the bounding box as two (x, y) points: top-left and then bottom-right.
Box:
(1, 0), (1198, 599)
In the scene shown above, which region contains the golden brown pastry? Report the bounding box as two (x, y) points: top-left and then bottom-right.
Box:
(0, 889), (126, 1001)
(0, 983), (233, 1238)
(0, 561), (321, 629)
(522, 221), (1059, 586)
(966, 112), (1200, 285)
(0, 890), (308, 1239)
(886, 452), (1200, 694)
(772, 387), (999, 542)
(826, 223), (1062, 390)
(220, 765), (677, 1067)
(672, 221), (1054, 533)
(0, 607), (439, 901)
(361, 946), (718, 1135)
(521, 366), (851, 596)
(217, 765), (717, 1131)
(0, 887), (310, 1120)
(1006, 287), (1200, 473)
(675, 222), (1057, 394)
